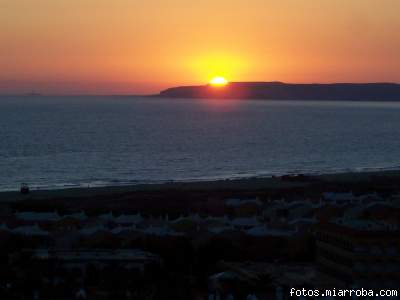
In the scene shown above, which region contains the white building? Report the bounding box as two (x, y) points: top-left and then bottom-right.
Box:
(12, 224), (49, 236)
(15, 211), (61, 222)
(114, 213), (144, 225)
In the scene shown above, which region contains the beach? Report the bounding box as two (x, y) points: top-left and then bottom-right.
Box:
(2, 169), (400, 208)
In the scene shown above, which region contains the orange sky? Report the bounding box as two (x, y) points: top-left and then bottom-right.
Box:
(1, 0), (400, 94)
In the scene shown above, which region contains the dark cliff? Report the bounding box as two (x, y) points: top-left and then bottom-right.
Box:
(159, 82), (400, 101)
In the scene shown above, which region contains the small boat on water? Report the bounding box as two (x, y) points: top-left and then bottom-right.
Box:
(26, 91), (41, 96)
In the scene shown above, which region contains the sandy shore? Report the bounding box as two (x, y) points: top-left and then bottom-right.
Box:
(1, 169), (400, 204)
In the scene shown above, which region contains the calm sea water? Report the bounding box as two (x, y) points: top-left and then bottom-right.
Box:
(1, 96), (400, 191)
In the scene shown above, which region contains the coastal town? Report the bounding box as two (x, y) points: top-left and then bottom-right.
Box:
(0, 173), (399, 299)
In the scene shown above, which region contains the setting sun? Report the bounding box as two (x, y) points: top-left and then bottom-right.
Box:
(209, 76), (228, 86)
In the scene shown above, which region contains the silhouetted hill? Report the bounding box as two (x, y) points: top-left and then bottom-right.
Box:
(159, 82), (400, 101)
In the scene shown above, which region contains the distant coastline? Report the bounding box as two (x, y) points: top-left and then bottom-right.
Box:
(159, 82), (400, 101)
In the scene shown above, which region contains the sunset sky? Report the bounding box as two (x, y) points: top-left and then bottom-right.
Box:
(1, 0), (400, 94)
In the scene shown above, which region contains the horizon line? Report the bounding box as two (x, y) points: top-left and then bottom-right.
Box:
(1, 81), (400, 97)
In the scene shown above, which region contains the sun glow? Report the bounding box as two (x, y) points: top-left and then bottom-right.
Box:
(209, 76), (228, 86)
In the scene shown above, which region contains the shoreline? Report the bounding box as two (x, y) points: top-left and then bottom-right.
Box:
(2, 169), (400, 204)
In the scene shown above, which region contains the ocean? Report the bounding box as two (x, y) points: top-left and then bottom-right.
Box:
(1, 96), (400, 191)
